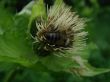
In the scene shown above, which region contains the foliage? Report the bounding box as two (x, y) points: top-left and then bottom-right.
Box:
(0, 0), (110, 82)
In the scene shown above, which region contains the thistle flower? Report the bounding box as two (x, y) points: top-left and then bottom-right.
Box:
(33, 2), (87, 57)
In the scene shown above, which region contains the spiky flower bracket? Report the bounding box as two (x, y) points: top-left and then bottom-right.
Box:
(22, 0), (110, 76)
(34, 2), (87, 57)
(30, 0), (89, 74)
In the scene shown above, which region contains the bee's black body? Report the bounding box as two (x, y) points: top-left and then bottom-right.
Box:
(44, 32), (62, 44)
(43, 30), (72, 48)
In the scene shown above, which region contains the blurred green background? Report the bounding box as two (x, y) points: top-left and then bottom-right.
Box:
(0, 0), (110, 82)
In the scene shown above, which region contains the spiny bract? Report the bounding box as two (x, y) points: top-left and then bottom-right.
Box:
(34, 2), (87, 57)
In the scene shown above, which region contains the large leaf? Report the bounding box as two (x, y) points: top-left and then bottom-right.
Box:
(0, 6), (37, 67)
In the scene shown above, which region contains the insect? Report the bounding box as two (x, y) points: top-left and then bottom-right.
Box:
(36, 24), (74, 51)
(44, 31), (66, 45)
(31, 22), (74, 57)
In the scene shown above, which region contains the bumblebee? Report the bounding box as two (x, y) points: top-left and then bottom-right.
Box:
(36, 24), (74, 51)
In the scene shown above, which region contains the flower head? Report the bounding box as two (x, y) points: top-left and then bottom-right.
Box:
(34, 2), (87, 57)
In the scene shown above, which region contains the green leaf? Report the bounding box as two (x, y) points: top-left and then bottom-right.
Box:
(17, 1), (34, 16)
(79, 63), (110, 76)
(0, 6), (38, 67)
(39, 53), (81, 72)
(71, 56), (110, 76)
(28, 0), (46, 30)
